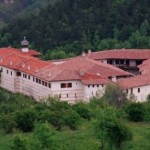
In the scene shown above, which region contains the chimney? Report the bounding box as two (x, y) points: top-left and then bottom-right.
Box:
(82, 52), (86, 57)
(88, 50), (92, 54)
(21, 36), (29, 53)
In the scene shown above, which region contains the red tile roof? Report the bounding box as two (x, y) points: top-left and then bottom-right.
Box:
(0, 47), (51, 76)
(0, 47), (131, 85)
(0, 47), (41, 56)
(138, 59), (150, 74)
(59, 56), (132, 77)
(118, 74), (150, 89)
(87, 49), (150, 60)
(81, 73), (109, 85)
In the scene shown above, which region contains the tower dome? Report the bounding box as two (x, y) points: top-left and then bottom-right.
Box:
(21, 36), (29, 52)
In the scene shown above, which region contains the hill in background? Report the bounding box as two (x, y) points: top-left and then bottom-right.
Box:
(0, 0), (149, 59)
(0, 0), (55, 28)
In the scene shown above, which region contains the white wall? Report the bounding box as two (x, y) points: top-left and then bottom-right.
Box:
(15, 72), (52, 101)
(0, 66), (106, 103)
(126, 85), (150, 102)
(84, 84), (105, 102)
(51, 80), (84, 103)
(0, 66), (15, 92)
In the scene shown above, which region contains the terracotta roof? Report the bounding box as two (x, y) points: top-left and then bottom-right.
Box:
(59, 56), (132, 77)
(138, 59), (150, 74)
(35, 65), (110, 84)
(0, 47), (131, 85)
(87, 49), (150, 60)
(81, 73), (109, 85)
(0, 47), (41, 56)
(0, 47), (50, 76)
(118, 74), (150, 89)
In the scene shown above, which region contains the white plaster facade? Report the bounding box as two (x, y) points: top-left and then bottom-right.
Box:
(0, 66), (107, 103)
(125, 85), (150, 102)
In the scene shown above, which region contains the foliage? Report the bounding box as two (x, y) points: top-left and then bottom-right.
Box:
(32, 123), (55, 150)
(73, 102), (92, 120)
(102, 83), (127, 107)
(1, 88), (150, 150)
(64, 109), (80, 130)
(126, 102), (145, 122)
(95, 108), (132, 150)
(0, 0), (149, 59)
(11, 135), (27, 150)
(15, 109), (37, 132)
(0, 114), (16, 133)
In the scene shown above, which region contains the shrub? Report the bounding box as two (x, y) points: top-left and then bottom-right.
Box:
(102, 83), (127, 107)
(126, 102), (145, 122)
(12, 136), (27, 150)
(0, 114), (16, 133)
(73, 103), (92, 120)
(49, 111), (65, 131)
(64, 109), (80, 130)
(95, 108), (132, 150)
(15, 109), (37, 132)
(33, 123), (55, 149)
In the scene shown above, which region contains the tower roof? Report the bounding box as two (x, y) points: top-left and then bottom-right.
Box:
(21, 36), (29, 46)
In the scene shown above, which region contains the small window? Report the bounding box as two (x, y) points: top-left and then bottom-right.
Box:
(16, 72), (21, 76)
(92, 85), (94, 87)
(39, 79), (41, 84)
(24, 74), (27, 78)
(6, 70), (9, 74)
(88, 85), (90, 88)
(48, 83), (51, 88)
(36, 78), (38, 83)
(97, 85), (99, 87)
(126, 89), (128, 94)
(102, 84), (104, 87)
(28, 75), (30, 80)
(131, 88), (133, 94)
(45, 82), (47, 87)
(138, 88), (140, 93)
(33, 77), (35, 82)
(120, 60), (124, 64)
(116, 60), (119, 64)
(61, 83), (72, 88)
(42, 81), (44, 85)
(11, 71), (12, 76)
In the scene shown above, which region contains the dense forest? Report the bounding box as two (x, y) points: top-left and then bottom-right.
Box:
(0, 0), (150, 59)
(0, 0), (55, 28)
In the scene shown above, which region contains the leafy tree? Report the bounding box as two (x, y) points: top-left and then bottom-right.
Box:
(32, 123), (55, 150)
(102, 83), (127, 107)
(0, 114), (16, 133)
(95, 108), (132, 150)
(15, 109), (37, 132)
(64, 109), (80, 130)
(73, 102), (92, 120)
(126, 102), (145, 122)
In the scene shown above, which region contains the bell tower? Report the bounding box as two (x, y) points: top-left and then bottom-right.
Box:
(21, 36), (29, 53)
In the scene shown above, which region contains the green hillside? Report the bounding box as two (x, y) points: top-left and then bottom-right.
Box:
(0, 0), (149, 59)
(0, 0), (56, 28)
(0, 87), (150, 150)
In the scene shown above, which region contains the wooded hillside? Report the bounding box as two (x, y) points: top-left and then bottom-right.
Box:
(0, 0), (149, 59)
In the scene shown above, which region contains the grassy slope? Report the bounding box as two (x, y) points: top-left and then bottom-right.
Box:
(0, 120), (150, 150)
